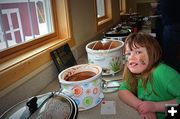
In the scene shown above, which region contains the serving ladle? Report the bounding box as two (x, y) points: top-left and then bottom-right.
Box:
(101, 79), (121, 89)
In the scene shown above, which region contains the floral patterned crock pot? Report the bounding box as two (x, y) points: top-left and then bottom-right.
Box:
(58, 64), (104, 111)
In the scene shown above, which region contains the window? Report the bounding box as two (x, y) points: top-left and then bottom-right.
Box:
(0, 0), (53, 51)
(95, 0), (112, 30)
(0, 0), (73, 91)
(119, 0), (126, 14)
(96, 0), (105, 18)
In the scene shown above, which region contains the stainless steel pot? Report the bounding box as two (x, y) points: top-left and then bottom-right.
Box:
(0, 92), (78, 119)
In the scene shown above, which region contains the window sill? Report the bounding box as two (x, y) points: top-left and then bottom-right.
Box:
(0, 38), (73, 91)
(97, 18), (113, 31)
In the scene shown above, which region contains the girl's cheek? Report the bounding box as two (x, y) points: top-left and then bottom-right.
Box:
(139, 54), (146, 65)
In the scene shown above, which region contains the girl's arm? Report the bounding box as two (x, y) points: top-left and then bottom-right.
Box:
(118, 90), (142, 110)
(137, 99), (176, 114)
(154, 99), (176, 112)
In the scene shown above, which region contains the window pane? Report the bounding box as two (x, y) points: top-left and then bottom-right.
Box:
(96, 0), (105, 18)
(119, 0), (126, 13)
(0, 0), (53, 51)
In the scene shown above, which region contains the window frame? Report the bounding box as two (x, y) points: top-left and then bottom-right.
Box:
(96, 0), (106, 21)
(119, 0), (126, 14)
(0, 0), (59, 62)
(94, 0), (112, 30)
(0, 0), (74, 92)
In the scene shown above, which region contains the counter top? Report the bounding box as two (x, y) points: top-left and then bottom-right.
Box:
(39, 73), (140, 119)
(39, 55), (140, 119)
(77, 92), (140, 119)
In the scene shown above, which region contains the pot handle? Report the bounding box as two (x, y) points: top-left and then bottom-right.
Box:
(94, 56), (105, 61)
(59, 88), (73, 96)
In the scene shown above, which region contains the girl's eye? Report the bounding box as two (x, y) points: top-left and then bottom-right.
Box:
(125, 52), (131, 57)
(135, 51), (142, 55)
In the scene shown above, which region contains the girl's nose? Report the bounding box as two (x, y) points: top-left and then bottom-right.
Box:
(128, 53), (136, 60)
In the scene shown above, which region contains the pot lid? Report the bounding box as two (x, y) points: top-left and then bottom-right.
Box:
(105, 29), (131, 37)
(0, 92), (78, 119)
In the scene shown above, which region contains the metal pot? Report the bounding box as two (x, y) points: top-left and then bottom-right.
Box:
(0, 92), (78, 119)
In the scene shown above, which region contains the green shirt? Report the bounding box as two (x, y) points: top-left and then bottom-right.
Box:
(119, 63), (180, 119)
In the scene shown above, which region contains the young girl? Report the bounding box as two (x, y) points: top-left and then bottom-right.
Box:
(118, 32), (180, 119)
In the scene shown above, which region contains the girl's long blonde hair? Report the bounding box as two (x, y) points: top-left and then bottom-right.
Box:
(123, 32), (162, 95)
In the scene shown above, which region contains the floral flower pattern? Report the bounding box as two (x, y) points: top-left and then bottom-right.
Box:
(72, 86), (83, 97)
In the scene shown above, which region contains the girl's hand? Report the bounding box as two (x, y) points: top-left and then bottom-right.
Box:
(140, 112), (157, 119)
(137, 101), (156, 114)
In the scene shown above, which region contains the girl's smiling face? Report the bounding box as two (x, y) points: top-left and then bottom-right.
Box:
(125, 44), (149, 74)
